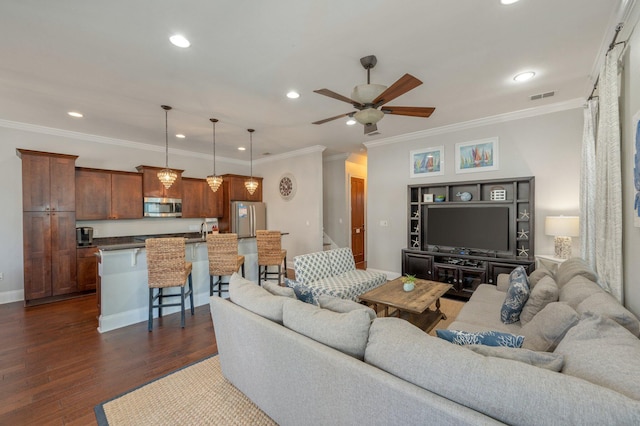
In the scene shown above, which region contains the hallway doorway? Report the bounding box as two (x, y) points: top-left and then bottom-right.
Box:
(351, 176), (366, 269)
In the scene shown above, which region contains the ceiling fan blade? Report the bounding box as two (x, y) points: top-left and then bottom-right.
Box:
(372, 74), (423, 106)
(364, 123), (377, 134)
(313, 89), (362, 107)
(381, 106), (435, 118)
(312, 112), (352, 125)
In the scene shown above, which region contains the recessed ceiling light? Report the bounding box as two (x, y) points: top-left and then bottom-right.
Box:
(67, 111), (83, 118)
(238, 147), (246, 151)
(514, 71), (535, 82)
(169, 34), (190, 48)
(346, 118), (357, 126)
(501, 0), (520, 5)
(176, 134), (185, 139)
(286, 91), (300, 99)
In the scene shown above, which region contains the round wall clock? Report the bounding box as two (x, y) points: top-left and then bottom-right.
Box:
(279, 173), (296, 200)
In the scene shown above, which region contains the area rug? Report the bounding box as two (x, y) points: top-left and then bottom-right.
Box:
(95, 355), (276, 426)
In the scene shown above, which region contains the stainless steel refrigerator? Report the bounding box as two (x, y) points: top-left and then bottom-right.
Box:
(230, 201), (267, 237)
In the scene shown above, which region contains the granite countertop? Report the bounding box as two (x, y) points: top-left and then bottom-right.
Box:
(90, 232), (286, 251)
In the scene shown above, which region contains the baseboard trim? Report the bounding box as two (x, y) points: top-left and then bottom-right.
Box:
(0, 289), (24, 305)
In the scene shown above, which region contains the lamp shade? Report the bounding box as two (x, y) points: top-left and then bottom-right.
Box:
(354, 108), (384, 125)
(545, 216), (579, 237)
(351, 83), (387, 104)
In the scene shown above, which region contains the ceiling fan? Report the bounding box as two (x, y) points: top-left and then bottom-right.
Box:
(312, 55), (435, 134)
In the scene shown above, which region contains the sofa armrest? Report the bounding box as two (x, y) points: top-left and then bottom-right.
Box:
(496, 274), (510, 292)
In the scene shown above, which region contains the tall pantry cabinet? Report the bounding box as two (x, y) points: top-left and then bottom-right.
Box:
(17, 149), (78, 305)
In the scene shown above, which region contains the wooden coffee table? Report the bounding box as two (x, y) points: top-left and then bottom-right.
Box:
(359, 278), (452, 332)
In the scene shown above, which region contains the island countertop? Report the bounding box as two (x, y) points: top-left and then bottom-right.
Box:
(91, 232), (286, 251)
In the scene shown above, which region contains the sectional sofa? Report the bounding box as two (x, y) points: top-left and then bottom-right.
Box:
(209, 267), (640, 425)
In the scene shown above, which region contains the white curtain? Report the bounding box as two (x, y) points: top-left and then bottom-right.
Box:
(594, 43), (623, 302)
(580, 99), (597, 270)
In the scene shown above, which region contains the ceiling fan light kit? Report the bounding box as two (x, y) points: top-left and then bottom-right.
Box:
(313, 55), (435, 134)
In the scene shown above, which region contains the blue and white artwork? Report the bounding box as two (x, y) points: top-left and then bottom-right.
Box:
(410, 146), (444, 177)
(634, 111), (640, 227)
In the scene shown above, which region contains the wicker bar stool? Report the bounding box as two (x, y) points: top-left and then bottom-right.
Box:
(145, 237), (194, 331)
(256, 230), (287, 286)
(206, 233), (245, 297)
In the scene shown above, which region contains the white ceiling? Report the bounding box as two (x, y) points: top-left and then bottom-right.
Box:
(0, 0), (624, 161)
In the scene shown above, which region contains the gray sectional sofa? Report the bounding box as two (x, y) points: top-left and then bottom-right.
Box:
(209, 262), (640, 425)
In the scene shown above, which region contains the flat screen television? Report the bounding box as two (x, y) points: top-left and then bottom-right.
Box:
(423, 205), (510, 253)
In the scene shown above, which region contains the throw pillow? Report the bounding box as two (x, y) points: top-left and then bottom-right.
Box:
(558, 275), (603, 309)
(284, 277), (315, 304)
(554, 258), (598, 288)
(263, 281), (297, 299)
(228, 273), (288, 324)
(576, 292), (640, 337)
(465, 345), (565, 372)
(520, 276), (559, 325)
(520, 302), (579, 352)
(435, 329), (524, 348)
(500, 266), (530, 324)
(282, 298), (371, 360)
(528, 266), (553, 289)
(554, 313), (640, 400)
(317, 294), (376, 321)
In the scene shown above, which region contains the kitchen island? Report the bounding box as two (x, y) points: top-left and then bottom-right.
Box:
(96, 232), (270, 333)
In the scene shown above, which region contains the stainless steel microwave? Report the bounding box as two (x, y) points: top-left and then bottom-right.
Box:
(143, 197), (182, 217)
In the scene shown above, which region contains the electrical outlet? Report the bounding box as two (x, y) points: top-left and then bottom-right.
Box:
(379, 220), (389, 227)
(0, 272), (4, 280)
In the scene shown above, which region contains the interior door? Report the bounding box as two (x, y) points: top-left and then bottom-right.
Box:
(350, 177), (366, 268)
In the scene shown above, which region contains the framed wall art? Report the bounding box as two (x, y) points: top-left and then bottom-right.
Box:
(455, 137), (499, 174)
(410, 146), (444, 178)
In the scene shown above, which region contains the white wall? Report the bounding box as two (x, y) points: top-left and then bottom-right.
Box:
(365, 107), (584, 277)
(0, 122), (323, 303)
(323, 154), (348, 248)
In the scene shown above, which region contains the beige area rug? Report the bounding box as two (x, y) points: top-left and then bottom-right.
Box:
(95, 356), (277, 426)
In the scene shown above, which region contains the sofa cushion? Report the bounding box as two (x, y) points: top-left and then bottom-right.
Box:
(559, 275), (604, 308)
(366, 317), (640, 425)
(554, 313), (640, 400)
(554, 257), (598, 288)
(263, 281), (297, 299)
(282, 298), (371, 360)
(452, 284), (523, 334)
(528, 266), (553, 288)
(228, 273), (288, 324)
(293, 251), (332, 284)
(317, 294), (376, 321)
(520, 275), (559, 325)
(326, 247), (356, 276)
(465, 345), (565, 372)
(520, 302), (579, 352)
(284, 278), (315, 304)
(576, 292), (640, 337)
(500, 266), (530, 324)
(436, 329), (524, 348)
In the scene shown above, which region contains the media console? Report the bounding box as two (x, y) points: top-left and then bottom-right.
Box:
(403, 177), (535, 299)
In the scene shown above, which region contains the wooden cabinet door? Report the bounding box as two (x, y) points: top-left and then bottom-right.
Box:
(50, 156), (76, 212)
(22, 212), (52, 299)
(51, 211), (77, 295)
(204, 183), (223, 218)
(77, 247), (98, 291)
(182, 178), (204, 218)
(402, 251), (433, 280)
(111, 172), (143, 219)
(76, 169), (111, 220)
(20, 153), (51, 212)
(139, 166), (183, 199)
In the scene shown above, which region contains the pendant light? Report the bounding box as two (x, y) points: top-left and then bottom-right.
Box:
(244, 128), (258, 195)
(157, 105), (177, 189)
(206, 118), (223, 192)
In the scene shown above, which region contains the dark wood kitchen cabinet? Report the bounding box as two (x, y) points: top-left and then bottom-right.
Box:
(76, 168), (143, 219)
(182, 177), (223, 218)
(17, 149), (78, 304)
(77, 246), (99, 291)
(136, 165), (184, 199)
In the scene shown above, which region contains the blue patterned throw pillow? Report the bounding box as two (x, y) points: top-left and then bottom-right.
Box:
(436, 329), (524, 348)
(284, 278), (316, 304)
(500, 266), (530, 324)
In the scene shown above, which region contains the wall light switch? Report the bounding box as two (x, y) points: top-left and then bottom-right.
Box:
(0, 272), (4, 280)
(379, 220), (389, 227)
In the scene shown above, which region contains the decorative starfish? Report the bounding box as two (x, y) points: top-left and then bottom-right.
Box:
(519, 209), (530, 220)
(517, 229), (529, 239)
(412, 238), (420, 248)
(413, 211), (420, 218)
(518, 246), (529, 257)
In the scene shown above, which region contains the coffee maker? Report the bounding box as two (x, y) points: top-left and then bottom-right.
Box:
(76, 227), (94, 246)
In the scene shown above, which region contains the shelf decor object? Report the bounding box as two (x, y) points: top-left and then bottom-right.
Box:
(490, 186), (506, 200)
(206, 118), (223, 192)
(244, 129), (259, 195)
(157, 105), (178, 189)
(455, 137), (499, 174)
(545, 216), (579, 259)
(410, 146), (444, 177)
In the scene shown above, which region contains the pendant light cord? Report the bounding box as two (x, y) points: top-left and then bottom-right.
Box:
(212, 119), (217, 175)
(164, 108), (169, 168)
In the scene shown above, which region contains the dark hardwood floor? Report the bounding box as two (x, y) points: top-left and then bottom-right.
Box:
(0, 294), (217, 425)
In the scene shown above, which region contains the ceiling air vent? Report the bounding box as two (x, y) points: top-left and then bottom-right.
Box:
(530, 91), (555, 101)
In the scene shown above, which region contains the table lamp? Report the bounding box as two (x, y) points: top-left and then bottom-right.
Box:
(545, 216), (580, 259)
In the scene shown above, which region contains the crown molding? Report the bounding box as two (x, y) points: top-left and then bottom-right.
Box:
(323, 153), (350, 163)
(363, 98), (584, 149)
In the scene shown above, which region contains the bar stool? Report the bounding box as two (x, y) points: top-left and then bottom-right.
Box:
(145, 237), (194, 331)
(206, 233), (245, 297)
(256, 230), (287, 286)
